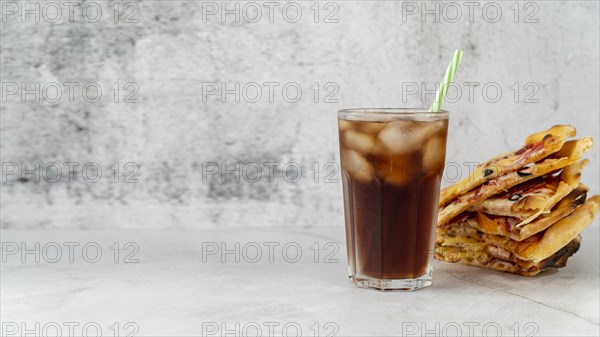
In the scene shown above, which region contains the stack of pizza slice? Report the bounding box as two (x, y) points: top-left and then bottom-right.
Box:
(436, 125), (600, 276)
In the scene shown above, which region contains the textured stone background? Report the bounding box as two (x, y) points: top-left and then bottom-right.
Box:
(1, 1), (599, 229)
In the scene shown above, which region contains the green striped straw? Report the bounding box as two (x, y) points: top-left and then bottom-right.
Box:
(429, 49), (464, 112)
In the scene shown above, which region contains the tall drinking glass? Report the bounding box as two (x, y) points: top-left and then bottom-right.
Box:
(338, 108), (449, 291)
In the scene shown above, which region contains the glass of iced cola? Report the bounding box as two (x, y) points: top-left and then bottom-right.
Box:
(338, 108), (449, 291)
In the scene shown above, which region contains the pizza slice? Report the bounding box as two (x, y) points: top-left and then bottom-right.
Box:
(467, 160), (587, 225)
(471, 186), (588, 241)
(436, 195), (598, 276)
(435, 235), (582, 276)
(481, 195), (599, 263)
(438, 185), (586, 242)
(437, 138), (593, 226)
(439, 125), (576, 207)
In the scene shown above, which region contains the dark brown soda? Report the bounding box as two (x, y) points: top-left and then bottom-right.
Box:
(340, 119), (447, 279)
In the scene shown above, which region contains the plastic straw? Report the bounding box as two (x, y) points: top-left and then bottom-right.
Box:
(429, 49), (463, 112)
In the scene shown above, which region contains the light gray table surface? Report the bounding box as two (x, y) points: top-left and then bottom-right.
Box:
(1, 226), (599, 336)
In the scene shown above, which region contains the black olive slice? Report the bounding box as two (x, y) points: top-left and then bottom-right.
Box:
(509, 194), (522, 201)
(517, 163), (535, 177)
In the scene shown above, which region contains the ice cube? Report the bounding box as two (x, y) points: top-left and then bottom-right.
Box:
(342, 130), (375, 154)
(423, 136), (446, 171)
(377, 121), (421, 154)
(338, 119), (352, 131)
(412, 120), (446, 141)
(358, 121), (387, 136)
(378, 120), (445, 154)
(341, 150), (374, 182)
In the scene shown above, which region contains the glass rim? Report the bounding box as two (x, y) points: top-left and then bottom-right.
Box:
(338, 108), (448, 115)
(337, 108), (449, 122)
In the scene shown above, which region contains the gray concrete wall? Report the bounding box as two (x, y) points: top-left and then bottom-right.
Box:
(1, 1), (598, 229)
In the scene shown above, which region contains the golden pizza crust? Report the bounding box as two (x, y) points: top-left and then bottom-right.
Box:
(437, 139), (593, 226)
(468, 160), (587, 223)
(439, 125), (576, 206)
(435, 236), (581, 276)
(482, 196), (599, 262)
(470, 186), (588, 241)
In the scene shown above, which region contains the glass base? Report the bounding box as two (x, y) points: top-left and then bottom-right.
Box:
(351, 268), (432, 291)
